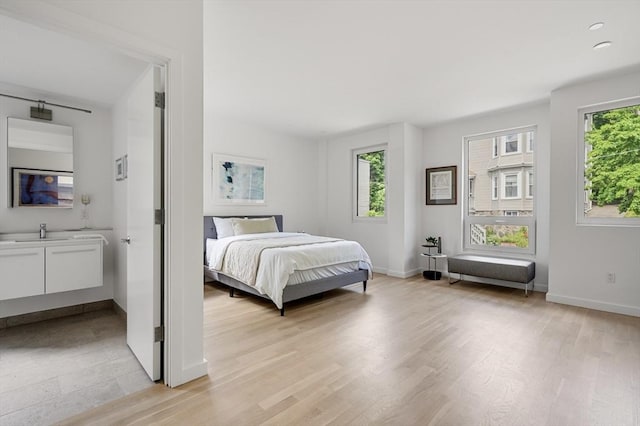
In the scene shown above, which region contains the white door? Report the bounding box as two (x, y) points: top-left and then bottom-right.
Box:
(125, 65), (163, 381)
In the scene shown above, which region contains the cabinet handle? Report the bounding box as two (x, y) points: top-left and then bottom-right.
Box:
(0, 252), (39, 258)
(120, 237), (131, 245)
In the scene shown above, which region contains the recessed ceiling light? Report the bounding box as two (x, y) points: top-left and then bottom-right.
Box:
(589, 22), (605, 31)
(593, 41), (612, 49)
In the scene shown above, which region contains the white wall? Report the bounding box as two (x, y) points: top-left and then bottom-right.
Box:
(403, 124), (423, 274)
(422, 102), (550, 289)
(321, 123), (422, 277)
(0, 0), (207, 386)
(387, 123), (423, 277)
(0, 82), (116, 317)
(203, 116), (319, 234)
(548, 70), (640, 316)
(111, 87), (128, 311)
(0, 82), (113, 232)
(323, 126), (390, 271)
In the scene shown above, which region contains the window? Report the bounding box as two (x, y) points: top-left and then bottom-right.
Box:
(492, 175), (498, 200)
(464, 126), (536, 253)
(354, 146), (386, 219)
(526, 131), (534, 152)
(502, 134), (520, 155)
(502, 172), (520, 199)
(578, 98), (640, 226)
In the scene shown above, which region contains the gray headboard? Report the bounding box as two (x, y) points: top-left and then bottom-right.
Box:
(203, 215), (284, 253)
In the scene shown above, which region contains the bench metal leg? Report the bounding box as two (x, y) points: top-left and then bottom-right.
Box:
(524, 280), (534, 297)
(229, 288), (235, 297)
(363, 280), (367, 292)
(448, 273), (461, 285)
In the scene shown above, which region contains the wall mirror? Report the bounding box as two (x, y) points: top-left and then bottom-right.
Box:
(7, 117), (74, 208)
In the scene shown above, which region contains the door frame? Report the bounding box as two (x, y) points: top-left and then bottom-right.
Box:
(0, 1), (208, 387)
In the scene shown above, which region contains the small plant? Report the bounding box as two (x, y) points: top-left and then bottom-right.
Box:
(425, 236), (439, 246)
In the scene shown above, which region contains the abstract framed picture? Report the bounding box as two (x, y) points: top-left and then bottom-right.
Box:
(12, 168), (74, 208)
(213, 153), (266, 205)
(426, 165), (457, 205)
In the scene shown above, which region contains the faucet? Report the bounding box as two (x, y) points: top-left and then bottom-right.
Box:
(39, 223), (47, 239)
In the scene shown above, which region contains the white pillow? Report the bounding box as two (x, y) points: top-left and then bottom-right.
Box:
(212, 217), (234, 239)
(232, 217), (278, 235)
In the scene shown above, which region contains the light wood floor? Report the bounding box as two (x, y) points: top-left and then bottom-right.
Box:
(61, 274), (640, 425)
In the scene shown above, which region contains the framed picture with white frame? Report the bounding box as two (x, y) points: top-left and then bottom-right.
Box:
(212, 153), (266, 205)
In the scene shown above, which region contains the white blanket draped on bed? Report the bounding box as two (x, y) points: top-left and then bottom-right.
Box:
(206, 232), (373, 308)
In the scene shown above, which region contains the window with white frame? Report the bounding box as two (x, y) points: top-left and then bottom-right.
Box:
(464, 126), (536, 253)
(526, 131), (534, 152)
(502, 172), (521, 199)
(578, 98), (640, 226)
(353, 146), (386, 219)
(502, 133), (520, 155)
(492, 175), (498, 200)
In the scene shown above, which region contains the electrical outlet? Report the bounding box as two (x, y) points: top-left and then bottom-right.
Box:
(606, 272), (616, 284)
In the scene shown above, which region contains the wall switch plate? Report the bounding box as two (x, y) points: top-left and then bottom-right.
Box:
(606, 272), (616, 284)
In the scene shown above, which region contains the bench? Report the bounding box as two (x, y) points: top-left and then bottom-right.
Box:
(447, 254), (535, 296)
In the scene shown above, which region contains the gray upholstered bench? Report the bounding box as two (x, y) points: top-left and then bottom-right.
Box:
(447, 254), (535, 296)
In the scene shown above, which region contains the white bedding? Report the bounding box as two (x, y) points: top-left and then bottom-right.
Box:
(206, 232), (373, 308)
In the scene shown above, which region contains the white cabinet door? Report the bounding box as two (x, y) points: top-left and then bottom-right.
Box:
(0, 247), (45, 300)
(46, 242), (103, 294)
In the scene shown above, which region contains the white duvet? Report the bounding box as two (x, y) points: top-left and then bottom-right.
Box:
(206, 232), (373, 308)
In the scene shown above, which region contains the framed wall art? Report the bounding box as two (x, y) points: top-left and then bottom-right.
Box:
(213, 153), (266, 205)
(115, 157), (125, 181)
(426, 165), (457, 205)
(12, 168), (74, 208)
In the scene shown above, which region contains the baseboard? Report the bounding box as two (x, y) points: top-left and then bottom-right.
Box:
(546, 293), (640, 317)
(387, 268), (421, 279)
(0, 299), (114, 328)
(113, 300), (127, 320)
(372, 266), (387, 275)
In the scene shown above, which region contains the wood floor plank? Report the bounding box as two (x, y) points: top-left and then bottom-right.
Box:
(59, 275), (640, 425)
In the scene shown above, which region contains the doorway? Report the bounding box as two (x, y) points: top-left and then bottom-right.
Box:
(0, 9), (166, 422)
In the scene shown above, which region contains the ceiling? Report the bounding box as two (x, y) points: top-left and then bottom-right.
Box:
(2, 2), (638, 135)
(204, 0), (640, 139)
(0, 13), (147, 107)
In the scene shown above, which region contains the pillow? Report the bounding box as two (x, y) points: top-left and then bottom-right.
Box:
(212, 217), (235, 239)
(232, 217), (278, 235)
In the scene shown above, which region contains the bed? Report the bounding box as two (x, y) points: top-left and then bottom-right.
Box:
(203, 215), (372, 315)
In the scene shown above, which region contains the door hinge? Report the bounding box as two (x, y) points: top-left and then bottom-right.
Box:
(155, 92), (165, 109)
(154, 325), (164, 342)
(155, 209), (165, 225)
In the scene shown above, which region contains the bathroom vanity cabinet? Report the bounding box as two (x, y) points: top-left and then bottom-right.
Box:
(0, 238), (103, 301)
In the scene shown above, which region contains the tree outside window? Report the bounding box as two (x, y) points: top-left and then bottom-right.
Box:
(584, 104), (640, 218)
(355, 148), (386, 218)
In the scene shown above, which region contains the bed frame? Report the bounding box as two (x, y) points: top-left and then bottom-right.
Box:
(203, 215), (368, 316)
